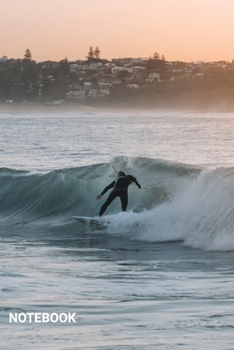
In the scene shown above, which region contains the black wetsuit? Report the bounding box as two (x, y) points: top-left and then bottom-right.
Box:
(99, 175), (141, 216)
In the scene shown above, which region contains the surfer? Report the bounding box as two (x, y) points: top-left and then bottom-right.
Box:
(96, 171), (141, 216)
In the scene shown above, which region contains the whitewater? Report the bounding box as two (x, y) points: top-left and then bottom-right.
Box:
(1, 110), (234, 349)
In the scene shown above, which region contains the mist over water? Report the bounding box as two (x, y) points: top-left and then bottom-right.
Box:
(1, 111), (234, 349)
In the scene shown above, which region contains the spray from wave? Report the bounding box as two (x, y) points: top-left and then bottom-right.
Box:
(1, 156), (234, 251)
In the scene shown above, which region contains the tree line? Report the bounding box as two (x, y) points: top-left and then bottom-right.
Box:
(0, 48), (167, 103)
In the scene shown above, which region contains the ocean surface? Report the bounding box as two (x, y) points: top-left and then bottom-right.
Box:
(1, 110), (234, 349)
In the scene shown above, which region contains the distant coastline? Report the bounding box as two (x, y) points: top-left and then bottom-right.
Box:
(1, 54), (234, 113)
(0, 102), (231, 114)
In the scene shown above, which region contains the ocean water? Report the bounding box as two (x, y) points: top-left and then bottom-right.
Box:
(1, 110), (234, 349)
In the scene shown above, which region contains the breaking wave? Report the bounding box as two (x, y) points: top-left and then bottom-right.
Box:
(1, 156), (234, 251)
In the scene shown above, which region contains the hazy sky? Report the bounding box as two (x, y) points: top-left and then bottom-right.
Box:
(1, 0), (234, 62)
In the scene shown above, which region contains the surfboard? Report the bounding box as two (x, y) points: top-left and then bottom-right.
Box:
(72, 216), (109, 228)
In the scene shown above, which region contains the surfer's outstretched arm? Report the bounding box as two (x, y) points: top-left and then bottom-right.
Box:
(130, 176), (141, 189)
(96, 180), (115, 199)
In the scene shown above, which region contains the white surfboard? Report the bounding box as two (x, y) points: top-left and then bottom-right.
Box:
(72, 216), (109, 228)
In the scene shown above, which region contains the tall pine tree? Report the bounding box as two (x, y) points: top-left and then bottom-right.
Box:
(24, 48), (32, 61)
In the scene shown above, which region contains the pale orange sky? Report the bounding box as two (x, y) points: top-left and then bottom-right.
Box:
(1, 0), (234, 62)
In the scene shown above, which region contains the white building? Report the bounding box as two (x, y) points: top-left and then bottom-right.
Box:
(100, 89), (110, 96)
(67, 91), (85, 101)
(90, 62), (103, 69)
(88, 89), (98, 98)
(146, 72), (160, 82)
(98, 82), (112, 88)
(104, 63), (115, 69)
(131, 66), (146, 73)
(111, 66), (131, 74)
(84, 82), (93, 89)
(70, 64), (89, 73)
(127, 84), (139, 88)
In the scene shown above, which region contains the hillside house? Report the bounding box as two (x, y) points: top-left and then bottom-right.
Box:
(131, 66), (146, 73)
(98, 82), (112, 89)
(67, 91), (85, 101)
(111, 66), (131, 74)
(127, 84), (139, 88)
(146, 72), (160, 82)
